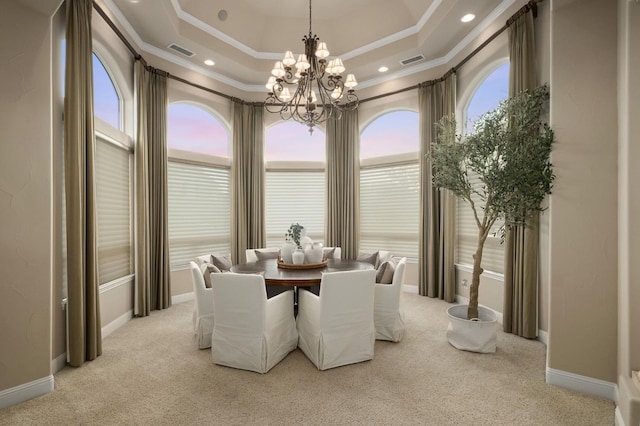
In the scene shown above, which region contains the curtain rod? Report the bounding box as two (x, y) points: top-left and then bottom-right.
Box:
(93, 0), (542, 106)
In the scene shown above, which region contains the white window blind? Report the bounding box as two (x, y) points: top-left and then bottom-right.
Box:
(456, 173), (504, 273)
(95, 138), (132, 284)
(360, 162), (419, 259)
(167, 160), (231, 268)
(265, 170), (325, 247)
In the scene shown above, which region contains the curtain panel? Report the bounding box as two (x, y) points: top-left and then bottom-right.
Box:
(325, 110), (360, 259)
(231, 102), (265, 264)
(64, 0), (102, 366)
(418, 74), (457, 302)
(504, 8), (539, 338)
(134, 61), (171, 316)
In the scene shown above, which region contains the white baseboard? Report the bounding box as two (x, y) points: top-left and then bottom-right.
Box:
(173, 292), (194, 304)
(615, 406), (625, 426)
(0, 375), (54, 410)
(546, 367), (617, 401)
(102, 310), (133, 338)
(51, 352), (67, 374)
(537, 329), (548, 346)
(403, 285), (418, 294)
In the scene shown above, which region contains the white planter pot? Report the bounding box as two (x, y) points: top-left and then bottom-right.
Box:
(446, 305), (498, 353)
(292, 249), (305, 265)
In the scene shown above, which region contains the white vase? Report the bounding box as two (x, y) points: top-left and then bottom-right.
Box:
(281, 241), (296, 264)
(299, 228), (313, 248)
(292, 249), (305, 265)
(304, 242), (324, 264)
(446, 305), (497, 353)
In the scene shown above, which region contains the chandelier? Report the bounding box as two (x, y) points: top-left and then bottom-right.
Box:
(264, 0), (358, 135)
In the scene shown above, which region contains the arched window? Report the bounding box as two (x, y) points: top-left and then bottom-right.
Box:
(360, 110), (420, 259)
(457, 61), (509, 273)
(167, 103), (231, 268)
(168, 103), (230, 157)
(93, 53), (120, 129)
(92, 52), (132, 285)
(265, 121), (326, 247)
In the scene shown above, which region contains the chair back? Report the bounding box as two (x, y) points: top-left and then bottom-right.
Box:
(190, 261), (212, 316)
(211, 273), (267, 332)
(245, 247), (280, 263)
(319, 269), (375, 329)
(323, 247), (342, 260)
(392, 257), (407, 287)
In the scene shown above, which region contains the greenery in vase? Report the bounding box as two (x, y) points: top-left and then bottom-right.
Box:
(428, 84), (555, 320)
(286, 223), (304, 249)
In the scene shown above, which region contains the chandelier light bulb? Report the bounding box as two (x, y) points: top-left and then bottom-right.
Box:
(296, 54), (310, 71)
(332, 58), (345, 75)
(344, 74), (358, 89)
(265, 76), (276, 91)
(316, 42), (329, 59)
(272, 61), (286, 77)
(331, 87), (342, 100)
(280, 87), (292, 101)
(326, 59), (336, 75)
(283, 51), (296, 67)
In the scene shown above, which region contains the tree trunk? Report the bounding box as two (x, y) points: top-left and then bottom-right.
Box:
(468, 228), (487, 320)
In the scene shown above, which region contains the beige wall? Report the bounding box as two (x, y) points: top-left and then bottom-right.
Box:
(548, 0), (618, 383)
(0, 2), (54, 390)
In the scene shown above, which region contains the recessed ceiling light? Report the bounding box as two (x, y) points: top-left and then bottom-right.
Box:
(218, 10), (228, 21)
(461, 13), (475, 23)
(378, 66), (389, 73)
(204, 59), (215, 66)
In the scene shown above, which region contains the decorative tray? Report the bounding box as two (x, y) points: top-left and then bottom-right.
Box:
(277, 257), (328, 270)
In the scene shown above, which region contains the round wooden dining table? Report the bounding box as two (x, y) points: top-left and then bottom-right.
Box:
(229, 258), (374, 287)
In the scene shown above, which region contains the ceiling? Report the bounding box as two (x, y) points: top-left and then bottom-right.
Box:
(17, 0), (524, 95)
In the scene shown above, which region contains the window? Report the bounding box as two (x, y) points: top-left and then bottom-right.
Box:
(457, 61), (509, 273)
(93, 54), (120, 130)
(167, 103), (231, 268)
(360, 111), (419, 259)
(92, 53), (132, 285)
(265, 122), (325, 247)
(95, 137), (132, 283)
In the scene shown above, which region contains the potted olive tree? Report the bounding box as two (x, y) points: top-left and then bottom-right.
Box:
(429, 84), (555, 352)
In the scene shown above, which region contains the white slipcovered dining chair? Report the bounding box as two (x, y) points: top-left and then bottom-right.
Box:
(296, 269), (376, 370)
(189, 261), (214, 349)
(374, 257), (407, 342)
(211, 273), (298, 373)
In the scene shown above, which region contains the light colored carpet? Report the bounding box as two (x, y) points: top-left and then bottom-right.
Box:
(1, 293), (614, 425)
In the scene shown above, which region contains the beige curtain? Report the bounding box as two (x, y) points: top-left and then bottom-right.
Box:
(134, 60), (171, 316)
(231, 101), (265, 264)
(503, 8), (538, 338)
(326, 110), (360, 259)
(418, 74), (457, 302)
(64, 0), (102, 366)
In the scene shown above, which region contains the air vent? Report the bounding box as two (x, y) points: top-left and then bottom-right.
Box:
(168, 43), (195, 58)
(400, 54), (425, 66)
